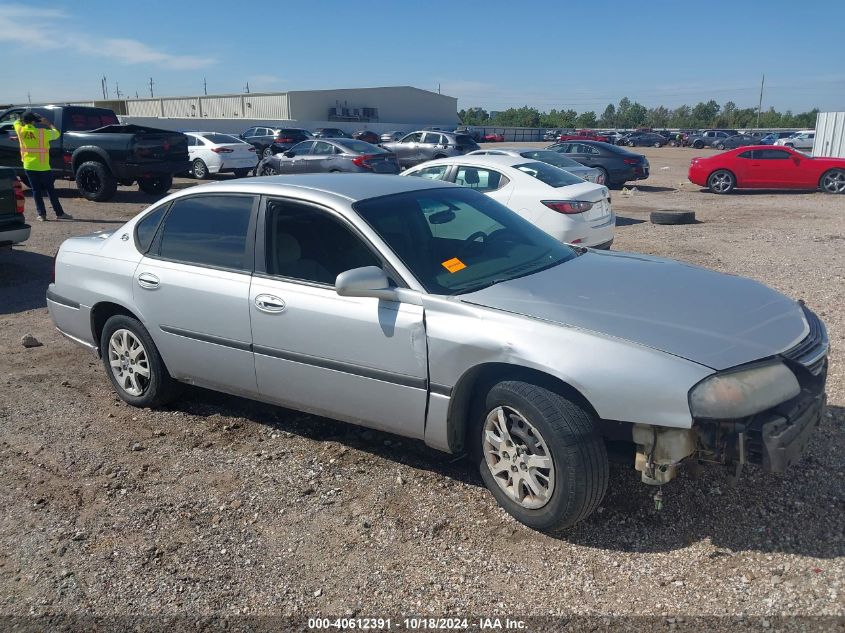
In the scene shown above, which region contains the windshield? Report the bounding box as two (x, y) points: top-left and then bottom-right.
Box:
(519, 150), (586, 171)
(337, 139), (387, 154)
(513, 161), (584, 187)
(354, 188), (576, 295)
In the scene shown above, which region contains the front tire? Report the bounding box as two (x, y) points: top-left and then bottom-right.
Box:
(653, 141), (661, 148)
(137, 175), (173, 196)
(716, 143), (726, 150)
(693, 140), (704, 149)
(473, 381), (608, 533)
(707, 169), (735, 194)
(100, 315), (180, 408)
(75, 161), (118, 202)
(820, 169), (845, 194)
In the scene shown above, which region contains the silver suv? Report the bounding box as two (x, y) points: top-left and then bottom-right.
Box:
(47, 175), (828, 533)
(381, 131), (480, 168)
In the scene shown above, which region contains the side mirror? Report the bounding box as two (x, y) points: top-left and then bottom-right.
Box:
(335, 266), (422, 304)
(284, 151), (295, 158)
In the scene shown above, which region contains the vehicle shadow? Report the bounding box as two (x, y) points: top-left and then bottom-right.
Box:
(615, 216), (646, 226)
(631, 185), (676, 193)
(0, 248), (54, 314)
(697, 188), (820, 196)
(172, 387), (845, 558)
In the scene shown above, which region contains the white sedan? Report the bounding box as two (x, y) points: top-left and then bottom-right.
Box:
(402, 155), (614, 249)
(774, 130), (815, 151)
(185, 132), (258, 179)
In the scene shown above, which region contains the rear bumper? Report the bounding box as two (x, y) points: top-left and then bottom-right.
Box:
(0, 223), (30, 247)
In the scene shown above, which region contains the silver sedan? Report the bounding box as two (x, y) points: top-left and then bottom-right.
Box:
(47, 175), (828, 532)
(257, 138), (399, 175)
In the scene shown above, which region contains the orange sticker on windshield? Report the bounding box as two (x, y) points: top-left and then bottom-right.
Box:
(442, 257), (466, 273)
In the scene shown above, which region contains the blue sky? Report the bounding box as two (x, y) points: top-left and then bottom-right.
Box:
(1, 0), (843, 113)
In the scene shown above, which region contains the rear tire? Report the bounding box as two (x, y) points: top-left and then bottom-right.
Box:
(75, 161), (118, 202)
(262, 146), (273, 159)
(653, 141), (661, 148)
(693, 140), (704, 149)
(707, 169), (735, 194)
(192, 159), (209, 179)
(472, 380), (608, 533)
(100, 315), (181, 408)
(716, 143), (726, 150)
(260, 163), (277, 176)
(137, 175), (173, 196)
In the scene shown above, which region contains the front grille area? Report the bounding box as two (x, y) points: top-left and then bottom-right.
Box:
(781, 305), (829, 376)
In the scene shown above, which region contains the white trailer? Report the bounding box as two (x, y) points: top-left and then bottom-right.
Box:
(813, 112), (845, 158)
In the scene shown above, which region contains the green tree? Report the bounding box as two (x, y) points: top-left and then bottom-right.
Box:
(649, 106), (670, 128)
(599, 103), (616, 127)
(575, 110), (598, 128)
(691, 100), (721, 127)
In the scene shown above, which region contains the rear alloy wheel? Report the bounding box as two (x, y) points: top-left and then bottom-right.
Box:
(708, 169), (735, 194)
(191, 158), (208, 180)
(653, 141), (661, 148)
(101, 315), (180, 408)
(262, 146), (273, 159)
(260, 163), (278, 176)
(474, 380), (608, 533)
(693, 141), (704, 149)
(716, 143), (726, 150)
(820, 169), (845, 194)
(192, 159), (209, 179)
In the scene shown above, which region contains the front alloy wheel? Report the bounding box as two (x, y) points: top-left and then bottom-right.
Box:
(108, 329), (150, 397)
(483, 406), (555, 509)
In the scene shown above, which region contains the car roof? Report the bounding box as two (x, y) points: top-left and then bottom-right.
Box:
(408, 154), (542, 170)
(166, 173), (456, 204)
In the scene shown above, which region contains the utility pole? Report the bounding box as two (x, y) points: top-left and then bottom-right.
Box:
(244, 81), (250, 94)
(101, 75), (107, 99)
(115, 82), (122, 99)
(27, 92), (31, 104)
(149, 77), (155, 98)
(438, 83), (441, 94)
(203, 77), (208, 95)
(756, 73), (765, 130)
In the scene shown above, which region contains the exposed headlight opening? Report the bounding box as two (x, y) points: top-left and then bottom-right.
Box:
(689, 361), (800, 419)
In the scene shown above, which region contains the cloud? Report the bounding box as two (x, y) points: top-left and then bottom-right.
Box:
(0, 3), (216, 70)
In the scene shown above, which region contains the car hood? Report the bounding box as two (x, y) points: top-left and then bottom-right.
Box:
(459, 250), (808, 370)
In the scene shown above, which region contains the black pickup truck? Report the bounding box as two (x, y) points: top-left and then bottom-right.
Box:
(0, 105), (189, 202)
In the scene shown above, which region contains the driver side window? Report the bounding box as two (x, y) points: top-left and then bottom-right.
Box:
(265, 200), (381, 285)
(402, 132), (423, 143)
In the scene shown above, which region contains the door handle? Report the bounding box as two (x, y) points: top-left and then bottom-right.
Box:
(137, 272), (160, 289)
(254, 294), (286, 313)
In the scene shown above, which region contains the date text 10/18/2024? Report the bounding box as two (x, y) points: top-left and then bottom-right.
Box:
(308, 617), (528, 630)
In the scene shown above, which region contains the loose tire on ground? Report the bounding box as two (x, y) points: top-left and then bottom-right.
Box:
(75, 160), (118, 202)
(100, 315), (181, 408)
(650, 210), (696, 225)
(138, 175), (173, 196)
(472, 380), (609, 533)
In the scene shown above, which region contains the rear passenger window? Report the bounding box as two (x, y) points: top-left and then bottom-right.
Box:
(135, 205), (168, 253)
(409, 165), (450, 180)
(156, 195), (255, 271)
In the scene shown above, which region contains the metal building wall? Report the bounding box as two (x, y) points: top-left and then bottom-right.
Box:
(243, 94), (290, 119)
(126, 99), (162, 117)
(162, 97), (202, 118)
(200, 96), (246, 118)
(813, 112), (845, 158)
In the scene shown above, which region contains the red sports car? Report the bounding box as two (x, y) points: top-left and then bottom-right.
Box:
(688, 145), (845, 194)
(482, 133), (505, 142)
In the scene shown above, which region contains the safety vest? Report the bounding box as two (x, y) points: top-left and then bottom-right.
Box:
(13, 121), (60, 171)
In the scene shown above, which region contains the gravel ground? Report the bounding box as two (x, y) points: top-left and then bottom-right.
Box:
(0, 147), (843, 629)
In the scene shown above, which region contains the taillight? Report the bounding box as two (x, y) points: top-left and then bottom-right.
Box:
(623, 158), (640, 165)
(211, 147), (234, 154)
(13, 179), (25, 214)
(542, 200), (594, 214)
(352, 154), (377, 168)
(274, 137), (294, 144)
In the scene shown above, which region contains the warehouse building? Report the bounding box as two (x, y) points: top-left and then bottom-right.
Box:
(122, 86), (457, 125)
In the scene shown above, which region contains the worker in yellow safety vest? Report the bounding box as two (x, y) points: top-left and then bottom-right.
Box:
(13, 111), (73, 221)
